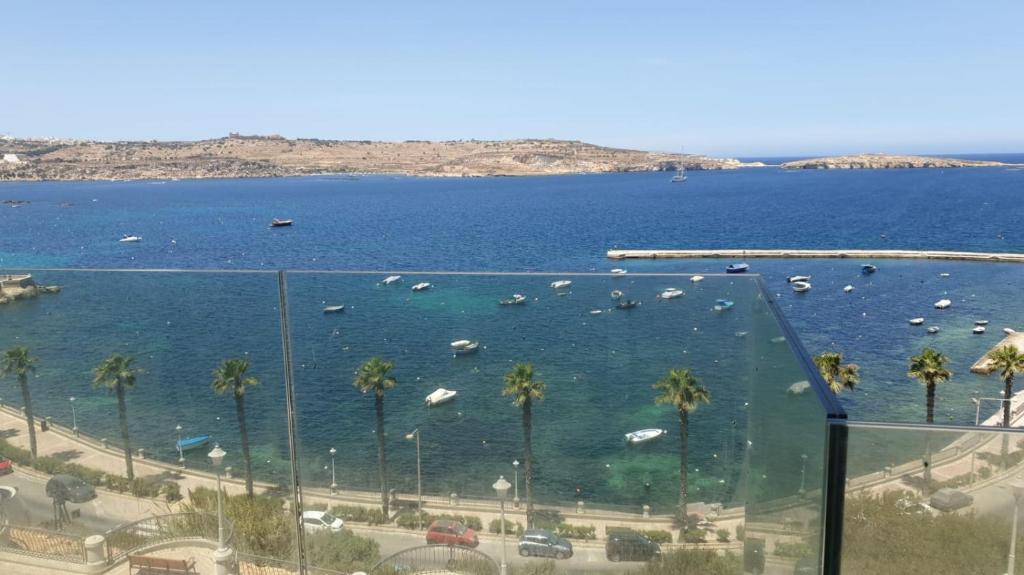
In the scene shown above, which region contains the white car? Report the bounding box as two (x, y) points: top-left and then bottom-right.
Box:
(302, 510), (344, 533)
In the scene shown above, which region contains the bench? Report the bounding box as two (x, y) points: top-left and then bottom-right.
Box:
(128, 554), (197, 574)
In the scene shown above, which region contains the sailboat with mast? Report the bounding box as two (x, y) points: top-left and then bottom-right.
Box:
(671, 148), (688, 182)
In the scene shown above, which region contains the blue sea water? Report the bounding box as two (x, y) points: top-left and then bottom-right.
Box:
(1, 168), (1022, 507)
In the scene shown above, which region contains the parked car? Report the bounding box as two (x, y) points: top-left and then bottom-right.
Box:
(518, 528), (573, 559)
(606, 530), (661, 562)
(929, 488), (974, 512)
(425, 519), (479, 547)
(0, 456), (12, 476)
(302, 510), (344, 533)
(45, 474), (96, 503)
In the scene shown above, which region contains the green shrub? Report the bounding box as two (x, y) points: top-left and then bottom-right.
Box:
(532, 510), (564, 531)
(305, 529), (380, 574)
(735, 524), (745, 541)
(395, 511), (430, 530)
(489, 518), (524, 536)
(162, 482), (182, 502)
(329, 504), (386, 526)
(716, 528), (730, 543)
(307, 502), (328, 512)
(105, 475), (131, 493)
(186, 486), (294, 557)
(130, 476), (163, 498)
(554, 523), (596, 540)
(978, 466), (993, 479)
(605, 526), (672, 544)
(509, 559), (560, 575)
(774, 541), (813, 558)
(435, 514), (484, 532)
(682, 529), (707, 543)
(635, 549), (741, 575)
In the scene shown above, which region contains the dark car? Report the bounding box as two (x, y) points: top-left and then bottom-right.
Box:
(0, 456), (12, 476)
(606, 531), (661, 562)
(45, 474), (96, 503)
(518, 528), (573, 559)
(425, 519), (479, 547)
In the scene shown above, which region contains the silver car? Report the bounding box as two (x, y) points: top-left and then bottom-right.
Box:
(518, 528), (573, 559)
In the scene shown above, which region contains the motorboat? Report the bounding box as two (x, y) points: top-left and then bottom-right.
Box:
(610, 290), (624, 300)
(927, 326), (941, 334)
(270, 219), (293, 227)
(590, 309), (603, 315)
(322, 305), (345, 314)
(610, 268), (627, 275)
(843, 285), (854, 293)
(861, 264), (878, 274)
(499, 294), (527, 305)
(726, 263), (749, 274)
(616, 300), (640, 310)
(450, 340), (480, 355)
(786, 280), (811, 292)
(974, 320), (990, 326)
(934, 299), (952, 309)
(119, 235), (141, 243)
(625, 429), (667, 444)
(660, 288), (684, 299)
(425, 388), (457, 406)
(176, 435), (211, 452)
(550, 280), (573, 289)
(973, 326), (986, 334)
(1006, 328), (1018, 335)
(940, 273), (951, 277)
(714, 299), (735, 311)
(787, 275), (811, 283)
(412, 282), (432, 292)
(690, 275), (705, 283)
(382, 275), (401, 285)
(909, 318), (925, 325)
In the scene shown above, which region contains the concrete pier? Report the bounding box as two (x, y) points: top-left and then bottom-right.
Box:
(607, 248), (1024, 263)
(971, 332), (1024, 374)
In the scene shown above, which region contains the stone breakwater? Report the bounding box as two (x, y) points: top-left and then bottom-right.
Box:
(781, 153), (1008, 170)
(0, 274), (61, 305)
(607, 249), (1024, 263)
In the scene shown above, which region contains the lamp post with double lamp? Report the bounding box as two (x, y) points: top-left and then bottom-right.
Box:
(512, 459), (520, 508)
(493, 475), (512, 575)
(68, 397), (78, 436)
(329, 447), (337, 494)
(405, 429), (422, 530)
(175, 425), (185, 467)
(207, 444), (227, 551)
(1008, 479), (1024, 575)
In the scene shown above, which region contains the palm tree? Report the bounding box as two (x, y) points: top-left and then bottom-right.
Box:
(813, 351), (860, 394)
(353, 357), (397, 517)
(92, 354), (143, 481)
(987, 345), (1024, 428)
(212, 358), (260, 497)
(654, 368), (711, 522)
(907, 348), (952, 424)
(1, 347), (39, 459)
(502, 363), (545, 527)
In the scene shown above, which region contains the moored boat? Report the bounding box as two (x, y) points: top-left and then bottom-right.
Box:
(412, 282), (432, 292)
(610, 268), (627, 275)
(974, 320), (990, 326)
(791, 281), (812, 293)
(726, 263), (749, 274)
(927, 326), (941, 334)
(616, 300), (640, 310)
(861, 264), (878, 274)
(499, 294), (527, 305)
(934, 299), (952, 309)
(610, 290), (624, 300)
(973, 326), (986, 334)
(176, 435), (211, 452)
(787, 275), (811, 283)
(382, 275), (402, 285)
(909, 318), (925, 325)
(425, 388), (457, 406)
(1006, 328), (1018, 335)
(660, 288), (684, 299)
(450, 340), (480, 355)
(322, 305), (345, 314)
(119, 234), (141, 243)
(625, 428), (667, 444)
(714, 299), (735, 311)
(270, 219), (293, 227)
(550, 280), (573, 289)
(843, 285), (854, 293)
(690, 275), (704, 283)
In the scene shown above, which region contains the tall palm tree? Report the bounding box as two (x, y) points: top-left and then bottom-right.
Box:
(92, 354), (143, 481)
(813, 351), (860, 394)
(1, 347), (39, 459)
(353, 357), (397, 517)
(987, 345), (1024, 428)
(502, 363), (545, 527)
(212, 358), (259, 497)
(908, 348), (952, 424)
(654, 368), (711, 522)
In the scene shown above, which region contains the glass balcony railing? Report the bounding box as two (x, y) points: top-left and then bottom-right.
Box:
(0, 269), (839, 575)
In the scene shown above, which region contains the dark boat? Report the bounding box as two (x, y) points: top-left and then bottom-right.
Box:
(726, 263), (749, 273)
(270, 219), (294, 227)
(861, 264), (878, 274)
(616, 300), (640, 310)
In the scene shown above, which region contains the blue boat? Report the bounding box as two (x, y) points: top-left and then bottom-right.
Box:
(726, 263), (749, 273)
(176, 435), (211, 452)
(714, 299), (735, 311)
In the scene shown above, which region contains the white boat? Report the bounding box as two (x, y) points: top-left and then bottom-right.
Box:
(974, 320), (990, 326)
(934, 299), (952, 309)
(787, 275), (811, 283)
(382, 275), (401, 285)
(843, 285), (854, 293)
(590, 309), (603, 315)
(450, 340), (480, 355)
(499, 294), (527, 305)
(939, 273), (950, 277)
(119, 235), (141, 243)
(625, 428), (667, 444)
(791, 281), (812, 293)
(322, 305), (345, 314)
(425, 388), (457, 406)
(909, 318), (925, 325)
(690, 275), (705, 283)
(610, 268), (627, 275)
(660, 288), (684, 299)
(550, 280), (573, 289)
(927, 326), (941, 334)
(412, 282), (432, 292)
(1006, 328), (1018, 335)
(973, 326), (986, 334)
(610, 290), (624, 300)
(671, 151), (687, 183)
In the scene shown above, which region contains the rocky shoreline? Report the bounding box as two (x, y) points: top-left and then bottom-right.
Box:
(781, 153), (1008, 170)
(0, 275), (61, 305)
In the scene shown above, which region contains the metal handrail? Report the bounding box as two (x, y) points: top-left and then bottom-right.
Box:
(103, 512), (231, 564)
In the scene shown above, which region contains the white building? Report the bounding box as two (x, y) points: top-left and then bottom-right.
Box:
(2, 153), (21, 163)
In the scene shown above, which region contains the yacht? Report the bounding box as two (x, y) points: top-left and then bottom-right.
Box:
(119, 234), (141, 243)
(626, 429), (667, 444)
(450, 340), (480, 355)
(382, 275), (401, 285)
(270, 219), (293, 227)
(550, 280), (573, 289)
(425, 388), (457, 406)
(322, 305), (345, 314)
(411, 282), (432, 292)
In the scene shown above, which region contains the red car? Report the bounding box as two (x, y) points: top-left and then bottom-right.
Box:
(425, 519), (479, 547)
(0, 456), (12, 475)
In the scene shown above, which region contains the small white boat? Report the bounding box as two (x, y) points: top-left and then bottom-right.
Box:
(270, 219), (293, 227)
(934, 299), (952, 309)
(119, 235), (141, 243)
(450, 340), (480, 355)
(787, 381), (811, 395)
(787, 275), (811, 283)
(625, 429), (667, 444)
(770, 336), (787, 344)
(1006, 328), (1018, 335)
(610, 268), (627, 275)
(660, 288), (684, 299)
(939, 273), (950, 277)
(550, 280), (573, 289)
(974, 320), (990, 326)
(382, 275), (402, 285)
(499, 294), (527, 305)
(909, 318), (925, 325)
(323, 305), (345, 314)
(690, 275), (705, 283)
(425, 388), (457, 406)
(791, 281), (812, 293)
(973, 326), (986, 334)
(843, 285), (854, 293)
(590, 309), (603, 315)
(412, 282), (432, 292)
(927, 326), (941, 334)
(610, 290), (624, 300)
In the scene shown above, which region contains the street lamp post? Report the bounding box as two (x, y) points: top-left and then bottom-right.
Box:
(512, 459), (520, 508)
(175, 425), (185, 467)
(799, 454), (808, 495)
(973, 396), (1012, 426)
(329, 447), (337, 494)
(406, 429), (422, 530)
(493, 475), (512, 575)
(69, 397), (78, 436)
(1009, 480), (1024, 575)
(208, 444), (227, 551)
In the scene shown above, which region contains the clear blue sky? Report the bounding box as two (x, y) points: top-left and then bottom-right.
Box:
(4, 0), (1022, 156)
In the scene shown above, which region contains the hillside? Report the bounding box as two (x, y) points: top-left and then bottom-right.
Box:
(781, 153), (1007, 170)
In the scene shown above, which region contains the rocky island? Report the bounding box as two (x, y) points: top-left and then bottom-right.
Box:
(0, 274), (61, 306)
(0, 134), (763, 181)
(781, 153), (1008, 170)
